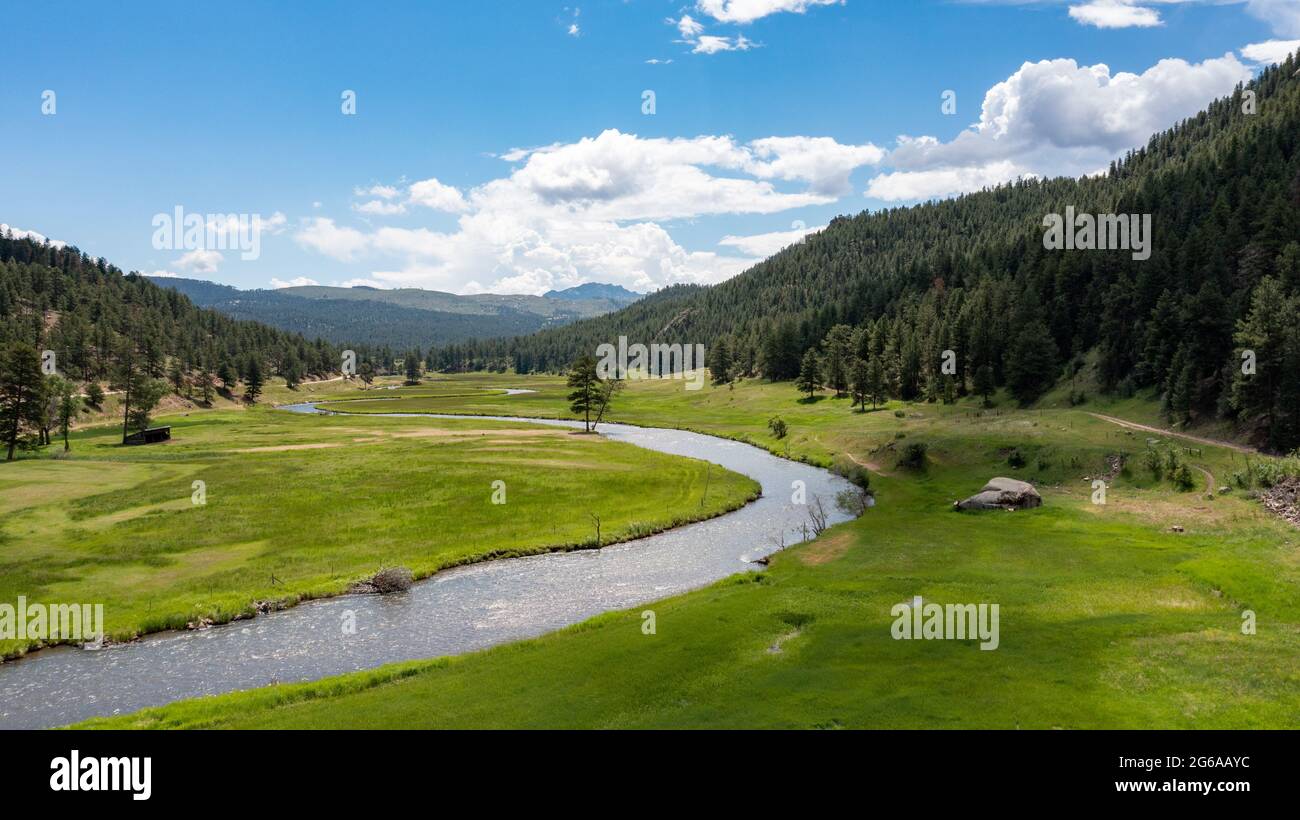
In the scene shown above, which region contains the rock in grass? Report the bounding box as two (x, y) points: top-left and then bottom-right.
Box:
(349, 566), (415, 594)
(954, 477), (1043, 511)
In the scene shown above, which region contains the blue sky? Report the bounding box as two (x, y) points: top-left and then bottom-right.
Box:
(1, 0), (1296, 294)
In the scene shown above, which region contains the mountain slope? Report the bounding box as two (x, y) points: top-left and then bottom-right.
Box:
(0, 237), (343, 384)
(489, 55), (1300, 448)
(544, 283), (642, 303)
(152, 279), (641, 349)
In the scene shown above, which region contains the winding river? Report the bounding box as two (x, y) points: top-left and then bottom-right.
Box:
(0, 402), (853, 729)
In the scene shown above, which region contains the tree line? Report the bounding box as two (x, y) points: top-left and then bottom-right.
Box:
(0, 233), (349, 456)
(424, 54), (1300, 451)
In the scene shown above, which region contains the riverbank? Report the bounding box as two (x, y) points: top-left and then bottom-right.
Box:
(75, 374), (1300, 729)
(0, 401), (757, 665)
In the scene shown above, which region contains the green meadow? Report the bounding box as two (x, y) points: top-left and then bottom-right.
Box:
(0, 384), (758, 659)
(76, 372), (1300, 729)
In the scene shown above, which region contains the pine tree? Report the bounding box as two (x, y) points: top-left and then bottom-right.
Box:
(243, 355), (264, 403)
(866, 355), (886, 409)
(0, 342), (44, 460)
(822, 324), (853, 397)
(796, 349), (821, 399)
(707, 336), (732, 385)
(404, 348), (422, 385)
(167, 358), (186, 395)
(850, 356), (870, 411)
(1004, 321), (1059, 405)
(113, 335), (147, 445)
(1231, 276), (1291, 439)
(567, 354), (602, 432)
(54, 377), (80, 452)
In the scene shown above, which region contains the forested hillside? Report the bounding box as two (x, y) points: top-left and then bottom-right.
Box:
(0, 234), (344, 394)
(451, 54), (1300, 450)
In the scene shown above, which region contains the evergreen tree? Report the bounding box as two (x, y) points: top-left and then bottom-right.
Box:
(796, 349), (821, 399)
(974, 363), (996, 407)
(707, 336), (732, 385)
(1004, 321), (1059, 405)
(566, 354), (602, 432)
(850, 356), (870, 411)
(0, 342), (44, 460)
(243, 355), (264, 403)
(404, 349), (422, 384)
(54, 376), (80, 452)
(821, 324), (854, 397)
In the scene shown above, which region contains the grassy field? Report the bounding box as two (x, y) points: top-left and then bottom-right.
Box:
(0, 382), (758, 659)
(75, 371), (1300, 729)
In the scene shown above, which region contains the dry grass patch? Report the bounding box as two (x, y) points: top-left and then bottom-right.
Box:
(797, 531), (854, 566)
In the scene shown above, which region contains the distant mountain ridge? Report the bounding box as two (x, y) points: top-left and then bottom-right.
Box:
(544, 283), (642, 302)
(148, 277), (642, 349)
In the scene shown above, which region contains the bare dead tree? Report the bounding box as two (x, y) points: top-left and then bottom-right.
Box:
(590, 378), (624, 433)
(807, 495), (830, 536)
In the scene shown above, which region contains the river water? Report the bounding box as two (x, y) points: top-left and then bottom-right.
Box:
(0, 403), (853, 729)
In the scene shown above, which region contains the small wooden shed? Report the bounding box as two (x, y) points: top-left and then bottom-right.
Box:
(124, 426), (171, 446)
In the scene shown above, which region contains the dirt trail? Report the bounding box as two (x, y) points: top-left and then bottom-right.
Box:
(845, 451), (893, 476)
(1192, 465), (1216, 494)
(1087, 413), (1256, 455)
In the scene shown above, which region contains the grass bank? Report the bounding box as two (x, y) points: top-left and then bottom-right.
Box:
(76, 372), (1300, 728)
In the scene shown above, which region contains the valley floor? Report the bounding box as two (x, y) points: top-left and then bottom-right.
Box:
(0, 377), (757, 660)
(63, 372), (1300, 729)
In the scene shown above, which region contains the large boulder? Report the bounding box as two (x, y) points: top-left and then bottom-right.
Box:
(954, 477), (1042, 511)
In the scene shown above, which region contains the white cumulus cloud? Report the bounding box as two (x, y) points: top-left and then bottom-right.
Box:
(1241, 39), (1300, 64)
(694, 0), (843, 24)
(295, 129), (882, 293)
(270, 276), (320, 288)
(407, 178), (470, 212)
(0, 223), (67, 248)
(176, 248), (223, 274)
(1068, 0), (1162, 29)
(866, 53), (1252, 201)
(718, 223), (826, 257)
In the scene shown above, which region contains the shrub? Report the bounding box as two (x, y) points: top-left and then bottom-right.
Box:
(1145, 449), (1164, 481)
(767, 416), (788, 439)
(832, 461), (872, 491)
(353, 566), (415, 594)
(893, 410), (905, 418)
(1007, 448), (1026, 469)
(836, 487), (874, 516)
(896, 442), (928, 469)
(1174, 464), (1196, 492)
